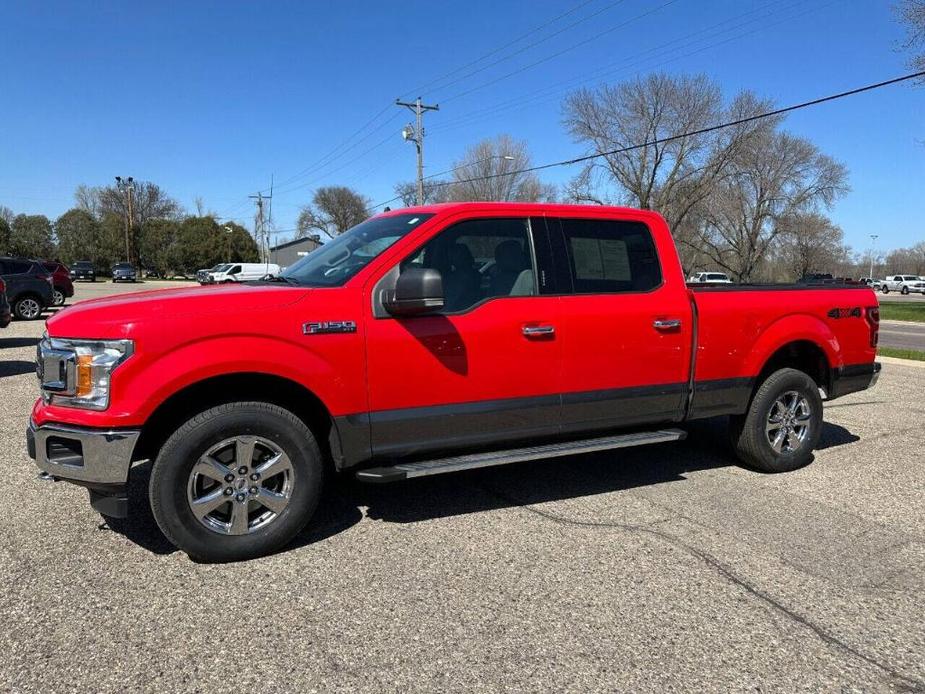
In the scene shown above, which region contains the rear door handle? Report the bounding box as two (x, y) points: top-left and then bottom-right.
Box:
(522, 325), (555, 337)
(653, 319), (682, 330)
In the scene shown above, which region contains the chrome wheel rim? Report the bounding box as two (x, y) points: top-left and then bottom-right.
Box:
(52, 290), (64, 306)
(766, 391), (812, 454)
(186, 435), (294, 535)
(19, 298), (41, 319)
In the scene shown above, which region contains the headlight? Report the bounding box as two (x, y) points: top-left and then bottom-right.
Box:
(37, 335), (134, 410)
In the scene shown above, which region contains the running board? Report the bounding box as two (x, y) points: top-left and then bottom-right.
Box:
(355, 428), (687, 483)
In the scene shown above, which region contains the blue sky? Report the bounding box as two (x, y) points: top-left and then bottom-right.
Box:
(1, 0), (922, 255)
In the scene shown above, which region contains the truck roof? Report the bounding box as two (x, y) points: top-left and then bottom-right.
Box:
(377, 201), (661, 218)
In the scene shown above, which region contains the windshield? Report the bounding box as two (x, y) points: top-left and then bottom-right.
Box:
(281, 213), (434, 287)
(213, 264), (232, 272)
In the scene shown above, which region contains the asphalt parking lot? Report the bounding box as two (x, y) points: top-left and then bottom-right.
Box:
(1, 283), (923, 691)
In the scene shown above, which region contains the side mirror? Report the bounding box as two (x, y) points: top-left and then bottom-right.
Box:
(385, 267), (444, 316)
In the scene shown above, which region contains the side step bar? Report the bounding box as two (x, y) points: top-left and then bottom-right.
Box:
(355, 428), (687, 483)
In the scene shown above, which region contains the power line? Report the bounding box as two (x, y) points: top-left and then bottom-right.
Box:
(440, 0), (682, 104)
(415, 0), (631, 98)
(429, 0), (814, 135)
(371, 70), (925, 210)
(400, 0), (601, 98)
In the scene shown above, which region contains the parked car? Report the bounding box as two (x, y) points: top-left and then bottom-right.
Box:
(28, 202), (881, 562)
(203, 262), (280, 284)
(111, 263), (137, 283)
(197, 263), (231, 284)
(688, 271), (732, 284)
(70, 260), (96, 282)
(0, 257), (54, 320)
(0, 277), (10, 328)
(41, 261), (75, 306)
(907, 280), (925, 295)
(879, 275), (921, 294)
(797, 273), (835, 284)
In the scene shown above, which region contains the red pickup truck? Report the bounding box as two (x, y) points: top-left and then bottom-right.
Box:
(29, 203), (880, 561)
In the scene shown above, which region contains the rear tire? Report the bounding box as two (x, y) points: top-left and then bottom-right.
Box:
(149, 402), (324, 562)
(728, 368), (822, 473)
(882, 287), (889, 294)
(13, 295), (43, 320)
(52, 288), (65, 306)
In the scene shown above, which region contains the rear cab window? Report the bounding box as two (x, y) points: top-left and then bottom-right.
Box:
(548, 217), (662, 294)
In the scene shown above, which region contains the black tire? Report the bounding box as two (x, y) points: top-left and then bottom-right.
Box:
(882, 287), (889, 294)
(52, 287), (66, 306)
(728, 368), (823, 473)
(13, 295), (44, 320)
(901, 286), (909, 295)
(149, 402), (324, 562)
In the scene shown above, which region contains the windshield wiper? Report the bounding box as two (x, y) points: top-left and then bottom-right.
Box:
(258, 275), (300, 286)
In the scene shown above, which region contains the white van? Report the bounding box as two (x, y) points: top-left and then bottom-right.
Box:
(206, 263), (280, 284)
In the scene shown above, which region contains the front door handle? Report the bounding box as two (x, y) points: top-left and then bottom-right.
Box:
(653, 319), (682, 330)
(522, 325), (555, 337)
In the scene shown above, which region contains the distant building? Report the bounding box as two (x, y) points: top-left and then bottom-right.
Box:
(269, 235), (322, 269)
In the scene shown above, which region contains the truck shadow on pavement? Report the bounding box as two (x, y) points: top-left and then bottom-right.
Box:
(105, 419), (860, 558)
(0, 337), (41, 349)
(0, 360), (38, 378)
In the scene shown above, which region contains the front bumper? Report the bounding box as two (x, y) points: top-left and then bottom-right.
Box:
(27, 420), (140, 517)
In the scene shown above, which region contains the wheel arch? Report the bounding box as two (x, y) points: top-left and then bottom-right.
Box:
(133, 372), (349, 471)
(754, 340), (832, 395)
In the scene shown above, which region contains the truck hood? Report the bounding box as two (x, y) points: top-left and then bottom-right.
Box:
(46, 283), (309, 339)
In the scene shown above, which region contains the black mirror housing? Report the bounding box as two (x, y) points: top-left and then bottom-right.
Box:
(385, 267), (444, 316)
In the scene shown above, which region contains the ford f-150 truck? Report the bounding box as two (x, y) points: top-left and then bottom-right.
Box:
(28, 203), (880, 562)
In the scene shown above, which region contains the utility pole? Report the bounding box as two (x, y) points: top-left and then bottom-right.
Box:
(115, 176), (135, 265)
(869, 234), (879, 280)
(396, 97), (439, 205)
(249, 191), (271, 265)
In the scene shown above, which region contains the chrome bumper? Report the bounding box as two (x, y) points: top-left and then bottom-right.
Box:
(27, 420), (140, 486)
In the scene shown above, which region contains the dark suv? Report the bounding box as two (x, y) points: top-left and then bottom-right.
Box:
(41, 261), (75, 306)
(111, 263), (137, 282)
(0, 257), (54, 320)
(0, 277), (11, 328)
(70, 260), (96, 282)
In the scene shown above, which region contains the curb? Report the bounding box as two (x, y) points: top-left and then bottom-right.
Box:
(879, 319), (925, 327)
(878, 356), (925, 369)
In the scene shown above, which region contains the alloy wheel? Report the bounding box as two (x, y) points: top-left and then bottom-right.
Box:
(186, 435), (294, 535)
(765, 390), (812, 454)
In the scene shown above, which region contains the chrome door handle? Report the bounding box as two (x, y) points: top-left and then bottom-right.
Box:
(653, 319), (682, 330)
(522, 325), (555, 337)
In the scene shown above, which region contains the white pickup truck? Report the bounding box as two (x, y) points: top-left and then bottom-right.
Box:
(879, 275), (925, 295)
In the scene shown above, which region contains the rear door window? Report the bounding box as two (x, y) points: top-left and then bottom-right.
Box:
(552, 218), (662, 294)
(4, 260), (32, 275)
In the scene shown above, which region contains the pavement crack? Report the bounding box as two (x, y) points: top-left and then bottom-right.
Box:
(476, 482), (925, 693)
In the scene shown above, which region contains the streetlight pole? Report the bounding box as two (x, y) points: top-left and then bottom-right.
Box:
(397, 97), (439, 205)
(869, 234), (879, 280)
(115, 176), (135, 265)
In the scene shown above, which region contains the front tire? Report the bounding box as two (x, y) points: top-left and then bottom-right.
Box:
(149, 402), (324, 562)
(901, 286), (909, 295)
(728, 368), (823, 473)
(13, 296), (43, 320)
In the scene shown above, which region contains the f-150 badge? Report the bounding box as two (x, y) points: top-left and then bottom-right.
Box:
(302, 321), (357, 335)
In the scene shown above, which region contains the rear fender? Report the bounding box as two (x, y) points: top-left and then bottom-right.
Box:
(741, 314), (842, 380)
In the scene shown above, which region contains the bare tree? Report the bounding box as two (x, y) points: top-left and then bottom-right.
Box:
(897, 0), (925, 71)
(393, 179), (452, 207)
(297, 186), (370, 239)
(75, 181), (180, 226)
(774, 213), (847, 280)
(444, 135), (556, 202)
(692, 131), (849, 282)
(563, 73), (774, 234)
(0, 205), (13, 225)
